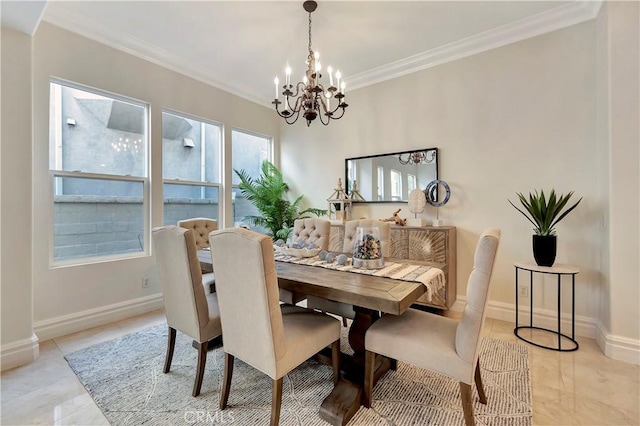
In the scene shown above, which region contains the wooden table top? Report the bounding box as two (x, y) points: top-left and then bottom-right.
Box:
(198, 250), (426, 316)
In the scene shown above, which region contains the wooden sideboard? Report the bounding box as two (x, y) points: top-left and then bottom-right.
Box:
(329, 224), (457, 309)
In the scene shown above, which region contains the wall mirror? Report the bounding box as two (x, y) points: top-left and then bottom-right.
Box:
(345, 148), (438, 203)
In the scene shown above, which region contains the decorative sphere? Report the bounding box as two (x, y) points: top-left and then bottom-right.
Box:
(318, 251), (328, 261)
(307, 242), (317, 249)
(325, 253), (335, 263)
(275, 239), (285, 247)
(337, 254), (348, 265)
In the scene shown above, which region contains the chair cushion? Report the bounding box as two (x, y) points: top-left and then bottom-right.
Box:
(277, 304), (341, 379)
(366, 309), (472, 383)
(199, 292), (222, 343)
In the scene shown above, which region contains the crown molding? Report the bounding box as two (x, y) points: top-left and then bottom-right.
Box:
(42, 9), (266, 107)
(347, 0), (603, 91)
(43, 1), (602, 107)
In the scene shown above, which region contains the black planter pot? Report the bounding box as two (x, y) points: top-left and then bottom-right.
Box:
(532, 235), (557, 267)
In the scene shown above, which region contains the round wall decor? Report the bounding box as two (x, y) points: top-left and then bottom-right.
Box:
(425, 179), (451, 207)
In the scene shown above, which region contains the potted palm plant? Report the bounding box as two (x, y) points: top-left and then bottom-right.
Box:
(234, 161), (326, 241)
(509, 189), (582, 266)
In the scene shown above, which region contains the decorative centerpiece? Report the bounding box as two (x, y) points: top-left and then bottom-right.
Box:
(352, 226), (384, 269)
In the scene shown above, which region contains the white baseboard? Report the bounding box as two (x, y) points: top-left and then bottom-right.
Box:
(596, 322), (640, 365)
(453, 297), (640, 365)
(34, 294), (164, 341)
(1, 333), (39, 372)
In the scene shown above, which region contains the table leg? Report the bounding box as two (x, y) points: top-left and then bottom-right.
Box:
(515, 267), (519, 330)
(320, 307), (388, 426)
(557, 274), (562, 350)
(529, 270), (533, 327)
(572, 274), (576, 340)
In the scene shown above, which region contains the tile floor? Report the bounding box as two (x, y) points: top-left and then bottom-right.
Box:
(1, 309), (638, 425)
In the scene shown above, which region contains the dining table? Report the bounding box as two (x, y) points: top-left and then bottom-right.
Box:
(198, 249), (445, 426)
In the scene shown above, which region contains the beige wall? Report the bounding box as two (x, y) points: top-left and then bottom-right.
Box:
(605, 1), (639, 343)
(30, 23), (279, 330)
(282, 21), (604, 329)
(1, 28), (38, 369)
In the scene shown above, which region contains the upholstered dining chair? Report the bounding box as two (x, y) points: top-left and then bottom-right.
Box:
(307, 219), (392, 322)
(363, 228), (501, 426)
(279, 218), (331, 304)
(177, 218), (217, 294)
(152, 225), (222, 397)
(209, 227), (341, 426)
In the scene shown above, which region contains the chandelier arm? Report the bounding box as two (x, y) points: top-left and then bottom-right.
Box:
(285, 111), (301, 125)
(329, 105), (347, 120)
(319, 111), (330, 125)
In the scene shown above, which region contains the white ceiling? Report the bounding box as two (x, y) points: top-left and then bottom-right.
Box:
(4, 1), (601, 107)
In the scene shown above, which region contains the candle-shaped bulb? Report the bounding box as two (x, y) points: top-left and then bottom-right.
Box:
(327, 66), (334, 86)
(274, 77), (279, 99)
(335, 70), (341, 91)
(341, 81), (346, 95)
(285, 64), (291, 86)
(314, 51), (320, 60)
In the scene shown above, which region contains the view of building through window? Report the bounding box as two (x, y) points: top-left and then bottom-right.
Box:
(50, 81), (149, 263)
(231, 129), (271, 232)
(162, 111), (221, 226)
(49, 81), (274, 264)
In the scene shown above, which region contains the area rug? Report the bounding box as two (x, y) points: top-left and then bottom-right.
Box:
(65, 324), (532, 425)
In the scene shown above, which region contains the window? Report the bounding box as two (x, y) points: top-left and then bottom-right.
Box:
(231, 129), (272, 231)
(49, 80), (149, 263)
(347, 159), (357, 194)
(390, 169), (402, 201)
(377, 166), (384, 201)
(162, 111), (222, 226)
(407, 173), (417, 194)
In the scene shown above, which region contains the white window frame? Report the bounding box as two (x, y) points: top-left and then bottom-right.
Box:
(49, 78), (150, 267)
(161, 109), (223, 224)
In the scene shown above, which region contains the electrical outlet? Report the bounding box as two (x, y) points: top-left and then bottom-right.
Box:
(142, 277), (150, 288)
(519, 285), (529, 298)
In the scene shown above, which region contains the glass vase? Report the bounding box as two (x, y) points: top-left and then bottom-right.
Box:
(352, 226), (385, 269)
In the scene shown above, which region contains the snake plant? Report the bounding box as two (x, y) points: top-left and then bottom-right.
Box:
(509, 189), (582, 236)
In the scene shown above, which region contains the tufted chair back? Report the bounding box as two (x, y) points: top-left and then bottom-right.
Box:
(152, 226), (211, 341)
(177, 218), (218, 250)
(209, 228), (286, 378)
(454, 228), (500, 365)
(342, 219), (391, 257)
(291, 218), (330, 250)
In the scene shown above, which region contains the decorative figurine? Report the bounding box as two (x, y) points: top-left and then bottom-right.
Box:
(380, 208), (407, 226)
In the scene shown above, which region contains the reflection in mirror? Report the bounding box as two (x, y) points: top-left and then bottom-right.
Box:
(345, 148), (438, 202)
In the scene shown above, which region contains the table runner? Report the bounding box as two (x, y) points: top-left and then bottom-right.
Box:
(274, 253), (445, 302)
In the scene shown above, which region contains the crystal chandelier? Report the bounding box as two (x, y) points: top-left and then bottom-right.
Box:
(272, 1), (348, 126)
(398, 150), (437, 165)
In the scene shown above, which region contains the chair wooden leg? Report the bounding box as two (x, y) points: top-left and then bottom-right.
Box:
(474, 360), (487, 404)
(270, 378), (283, 426)
(331, 339), (340, 385)
(192, 341), (208, 397)
(459, 382), (475, 426)
(363, 350), (376, 408)
(220, 353), (234, 409)
(163, 327), (176, 374)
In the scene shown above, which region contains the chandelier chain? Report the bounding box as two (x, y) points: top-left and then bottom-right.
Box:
(308, 10), (312, 54)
